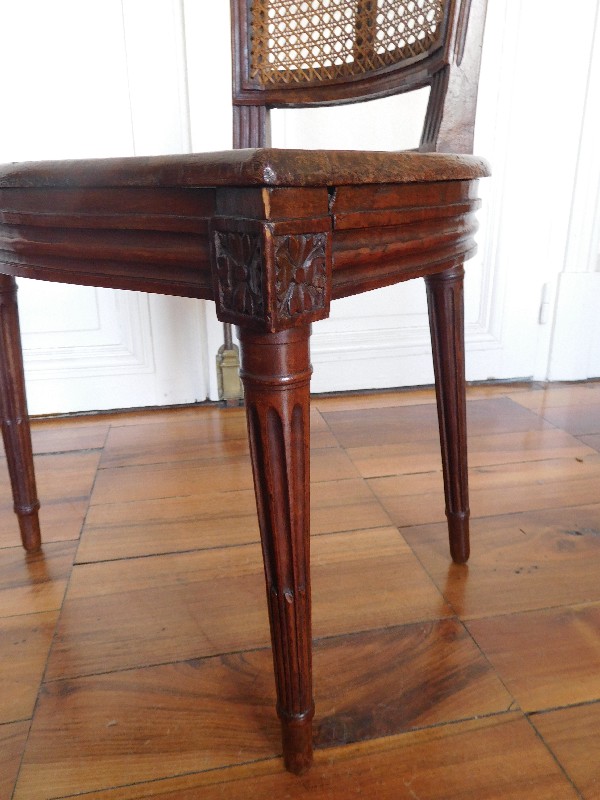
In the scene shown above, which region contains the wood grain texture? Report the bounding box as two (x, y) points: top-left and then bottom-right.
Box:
(29, 420), (108, 455)
(0, 611), (58, 723)
(0, 720), (29, 800)
(17, 713), (580, 800)
(404, 505), (600, 620)
(77, 477), (391, 562)
(321, 397), (552, 449)
(538, 402), (600, 437)
(347, 428), (594, 479)
(5, 384), (600, 792)
(15, 653), (282, 800)
(0, 154), (485, 362)
(532, 701), (600, 799)
(47, 528), (449, 681)
(312, 620), (512, 747)
(90, 446), (358, 507)
(0, 451), (99, 549)
(98, 408), (334, 469)
(369, 454), (600, 527)
(16, 623), (512, 800)
(467, 603), (600, 711)
(0, 541), (76, 617)
(507, 382), (600, 412)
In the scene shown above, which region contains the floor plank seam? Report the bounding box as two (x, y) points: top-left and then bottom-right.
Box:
(524, 713), (585, 800)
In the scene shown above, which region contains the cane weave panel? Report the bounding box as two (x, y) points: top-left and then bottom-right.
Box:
(250, 0), (446, 85)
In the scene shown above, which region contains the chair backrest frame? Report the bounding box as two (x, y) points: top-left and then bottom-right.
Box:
(231, 0), (488, 154)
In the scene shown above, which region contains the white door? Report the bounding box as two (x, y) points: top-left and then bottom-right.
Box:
(3, 0), (600, 415)
(546, 0), (600, 381)
(0, 0), (232, 414)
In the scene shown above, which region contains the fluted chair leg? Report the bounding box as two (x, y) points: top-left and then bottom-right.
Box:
(238, 324), (314, 774)
(0, 274), (41, 551)
(425, 266), (470, 563)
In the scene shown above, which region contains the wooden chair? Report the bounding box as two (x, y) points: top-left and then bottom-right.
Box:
(0, 0), (488, 774)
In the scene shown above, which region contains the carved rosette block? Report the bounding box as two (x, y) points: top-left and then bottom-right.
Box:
(425, 265), (469, 563)
(0, 274), (41, 551)
(211, 218), (332, 333)
(238, 324), (314, 774)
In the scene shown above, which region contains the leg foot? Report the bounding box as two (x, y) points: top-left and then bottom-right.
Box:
(18, 509), (42, 552)
(447, 511), (469, 564)
(425, 266), (470, 564)
(281, 709), (314, 774)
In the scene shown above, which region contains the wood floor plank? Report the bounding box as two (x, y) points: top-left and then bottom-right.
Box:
(17, 712), (578, 800)
(0, 451), (100, 507)
(403, 505), (600, 619)
(90, 447), (358, 507)
(86, 404), (237, 428)
(29, 420), (108, 455)
(532, 701), (600, 799)
(77, 477), (391, 562)
(0, 451), (100, 549)
(0, 611), (58, 724)
(99, 408), (336, 470)
(467, 603), (600, 712)
(537, 402), (600, 436)
(16, 623), (513, 800)
(6, 383), (600, 797)
(311, 382), (533, 414)
(579, 433), (600, 452)
(322, 398), (552, 449)
(47, 528), (450, 680)
(312, 619), (513, 746)
(309, 478), (392, 536)
(312, 386), (437, 411)
(99, 416), (249, 469)
(369, 454), (600, 528)
(0, 719), (30, 800)
(508, 382), (600, 413)
(0, 542), (77, 618)
(15, 652), (281, 799)
(78, 490), (263, 560)
(347, 428), (594, 479)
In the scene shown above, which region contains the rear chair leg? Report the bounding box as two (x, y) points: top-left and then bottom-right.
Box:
(0, 274), (41, 551)
(425, 265), (470, 563)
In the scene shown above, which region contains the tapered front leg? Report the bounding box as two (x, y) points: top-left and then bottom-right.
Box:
(0, 274), (41, 551)
(425, 266), (469, 563)
(238, 324), (313, 774)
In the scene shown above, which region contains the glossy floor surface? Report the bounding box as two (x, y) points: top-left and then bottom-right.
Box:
(2, 381), (600, 798)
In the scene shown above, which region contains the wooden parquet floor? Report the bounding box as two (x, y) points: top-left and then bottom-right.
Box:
(2, 381), (600, 799)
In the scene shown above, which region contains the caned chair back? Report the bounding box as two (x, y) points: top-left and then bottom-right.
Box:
(231, 0), (487, 152)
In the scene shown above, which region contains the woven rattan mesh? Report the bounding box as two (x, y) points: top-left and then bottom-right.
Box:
(249, 0), (446, 85)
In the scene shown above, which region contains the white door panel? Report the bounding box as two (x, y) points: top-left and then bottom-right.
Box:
(0, 0), (220, 414)
(3, 0), (600, 414)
